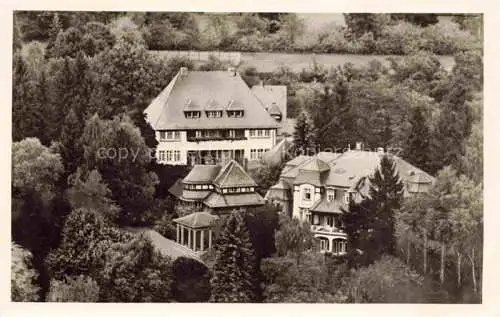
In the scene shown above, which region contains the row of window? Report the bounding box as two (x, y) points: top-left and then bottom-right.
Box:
(187, 129), (245, 139)
(184, 184), (214, 190)
(250, 148), (270, 160)
(183, 110), (245, 119)
(301, 187), (352, 204)
(159, 131), (181, 141)
(249, 129), (271, 138)
(319, 238), (347, 254)
(221, 187), (255, 194)
(160, 129), (271, 140)
(158, 150), (181, 162)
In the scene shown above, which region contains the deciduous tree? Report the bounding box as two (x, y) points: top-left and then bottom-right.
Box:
(275, 215), (314, 265)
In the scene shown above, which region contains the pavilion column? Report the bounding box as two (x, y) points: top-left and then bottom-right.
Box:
(188, 228), (192, 249)
(180, 226), (184, 245)
(193, 230), (197, 252)
(200, 230), (205, 252)
(209, 230), (213, 249)
(176, 224), (180, 243)
(328, 237), (334, 253)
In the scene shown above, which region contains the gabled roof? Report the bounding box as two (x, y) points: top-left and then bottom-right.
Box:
(144, 70), (280, 130)
(310, 197), (344, 214)
(277, 150), (435, 190)
(226, 100), (245, 111)
(299, 157), (330, 173)
(203, 192), (265, 208)
(168, 179), (183, 198)
(184, 98), (201, 110)
(168, 178), (210, 201)
(265, 179), (292, 201)
(205, 99), (225, 110)
(213, 160), (257, 188)
(173, 211), (219, 229)
(183, 165), (222, 184)
(293, 170), (328, 187)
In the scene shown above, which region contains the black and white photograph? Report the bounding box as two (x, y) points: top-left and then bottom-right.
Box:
(9, 8), (487, 307)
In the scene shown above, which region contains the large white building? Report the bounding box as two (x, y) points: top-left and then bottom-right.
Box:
(265, 146), (435, 256)
(144, 67), (285, 166)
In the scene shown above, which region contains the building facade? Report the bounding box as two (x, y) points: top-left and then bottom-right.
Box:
(169, 159), (265, 253)
(144, 67), (285, 166)
(265, 147), (435, 256)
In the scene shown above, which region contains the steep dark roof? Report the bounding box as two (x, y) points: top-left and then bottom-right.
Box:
(183, 165), (221, 184)
(168, 179), (184, 198)
(168, 179), (210, 201)
(213, 160), (257, 188)
(293, 170), (325, 187)
(299, 157), (330, 173)
(265, 179), (292, 201)
(203, 192), (265, 208)
(145, 70), (280, 130)
(278, 150), (435, 190)
(173, 211), (219, 229)
(310, 197), (344, 214)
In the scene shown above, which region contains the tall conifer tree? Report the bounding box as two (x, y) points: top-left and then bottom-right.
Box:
(368, 154), (404, 256)
(404, 106), (432, 173)
(210, 211), (257, 302)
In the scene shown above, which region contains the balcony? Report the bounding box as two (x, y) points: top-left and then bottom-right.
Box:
(187, 135), (247, 142)
(310, 225), (347, 238)
(187, 129), (247, 142)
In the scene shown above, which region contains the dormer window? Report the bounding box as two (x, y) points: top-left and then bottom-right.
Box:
(227, 110), (244, 118)
(206, 111), (223, 118)
(184, 111), (201, 119)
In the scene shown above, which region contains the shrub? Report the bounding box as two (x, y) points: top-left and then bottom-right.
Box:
(98, 233), (174, 302)
(45, 208), (131, 281)
(347, 255), (425, 303)
(153, 213), (177, 240)
(422, 20), (478, 55)
(172, 257), (211, 302)
(46, 275), (99, 302)
(11, 243), (41, 302)
(376, 21), (425, 55)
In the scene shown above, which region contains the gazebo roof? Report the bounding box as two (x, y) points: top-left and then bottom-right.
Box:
(173, 211), (219, 229)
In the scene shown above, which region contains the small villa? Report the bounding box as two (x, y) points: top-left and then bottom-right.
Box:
(265, 144), (435, 256)
(169, 159), (265, 253)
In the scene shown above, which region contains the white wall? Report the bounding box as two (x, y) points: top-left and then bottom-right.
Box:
(292, 183), (322, 222)
(155, 129), (277, 165)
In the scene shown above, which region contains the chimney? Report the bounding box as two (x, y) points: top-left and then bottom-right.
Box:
(227, 67), (236, 76)
(355, 142), (363, 151)
(180, 67), (188, 77)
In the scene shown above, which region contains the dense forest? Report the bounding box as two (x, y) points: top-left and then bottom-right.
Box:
(12, 11), (483, 303)
(14, 12), (482, 54)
